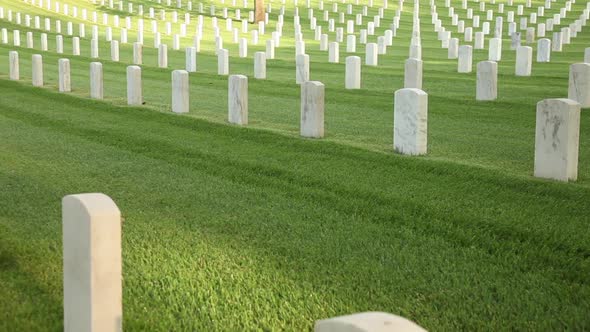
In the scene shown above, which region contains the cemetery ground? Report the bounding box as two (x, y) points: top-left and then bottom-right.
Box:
(1, 0), (590, 330)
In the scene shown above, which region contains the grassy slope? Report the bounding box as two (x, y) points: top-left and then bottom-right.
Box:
(1, 0), (589, 182)
(1, 79), (589, 331)
(0, 0), (589, 330)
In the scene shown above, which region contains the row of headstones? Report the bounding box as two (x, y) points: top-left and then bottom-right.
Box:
(431, 0), (587, 39)
(2, 51), (315, 137)
(7, 51), (183, 109)
(32, 0), (254, 18)
(8, 1), (405, 63)
(393, 69), (583, 183)
(9, 47), (581, 181)
(432, 0), (590, 46)
(14, 0), (419, 74)
(3, 5), (265, 45)
(42, 0), (407, 56)
(431, 4), (590, 71)
(3, 7), (579, 78)
(474, 54), (590, 100)
(23, 3), (571, 37)
(452, 43), (548, 75)
(3, 28), (398, 88)
(0, 28), (141, 59)
(4, 49), (426, 154)
(435, 0), (575, 27)
(0, 12), (401, 62)
(23, 0), (403, 35)
(136, 0), (396, 14)
(459, 31), (583, 183)
(62, 192), (428, 332)
(438, 0), (571, 18)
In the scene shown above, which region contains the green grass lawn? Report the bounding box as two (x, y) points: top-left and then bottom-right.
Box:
(0, 0), (589, 330)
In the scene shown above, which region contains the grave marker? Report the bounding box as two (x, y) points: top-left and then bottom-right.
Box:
(534, 99), (580, 182)
(300, 81), (325, 138)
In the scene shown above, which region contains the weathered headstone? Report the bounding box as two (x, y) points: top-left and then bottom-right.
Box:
(515, 46), (532, 76)
(448, 37), (458, 59)
(296, 40), (306, 56)
(394, 88), (428, 155)
(568, 63), (590, 107)
(534, 99), (580, 182)
(172, 70), (189, 113)
(320, 34), (328, 50)
(58, 58), (71, 92)
(127, 65), (143, 105)
(158, 44), (168, 68)
(218, 48), (229, 75)
(404, 58), (423, 89)
(239, 37), (248, 57)
(365, 43), (378, 66)
(26, 31), (34, 49)
(266, 39), (275, 59)
(32, 54), (43, 87)
(13, 29), (20, 46)
(476, 61), (497, 100)
(458, 45), (472, 73)
(464, 27), (473, 41)
(488, 37), (502, 61)
(132, 42), (142, 65)
(90, 62), (103, 99)
(526, 27), (535, 43)
(538, 23), (546, 38)
(111, 40), (120, 62)
(73, 37), (80, 55)
(474, 31), (484, 49)
(537, 38), (551, 62)
(345, 56), (361, 89)
(228, 74), (248, 125)
(346, 34), (356, 52)
(329, 42), (339, 63)
(9, 51), (19, 80)
(300, 81), (325, 138)
(552, 32), (562, 52)
(56, 35), (64, 53)
(296, 54), (310, 84)
(562, 27), (571, 44)
(185, 47), (197, 72)
(510, 32), (521, 50)
(253, 52), (266, 79)
(91, 38), (99, 58)
(410, 43), (422, 60)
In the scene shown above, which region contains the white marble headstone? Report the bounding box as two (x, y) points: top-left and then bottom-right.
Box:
(476, 61), (498, 101)
(300, 81), (325, 138)
(90, 62), (103, 99)
(62, 193), (122, 332)
(172, 70), (189, 113)
(228, 74), (248, 125)
(32, 54), (43, 87)
(394, 88), (428, 155)
(345, 56), (361, 89)
(568, 63), (590, 107)
(58, 58), (71, 92)
(515, 46), (532, 76)
(534, 98), (580, 182)
(404, 58), (423, 89)
(127, 65), (143, 105)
